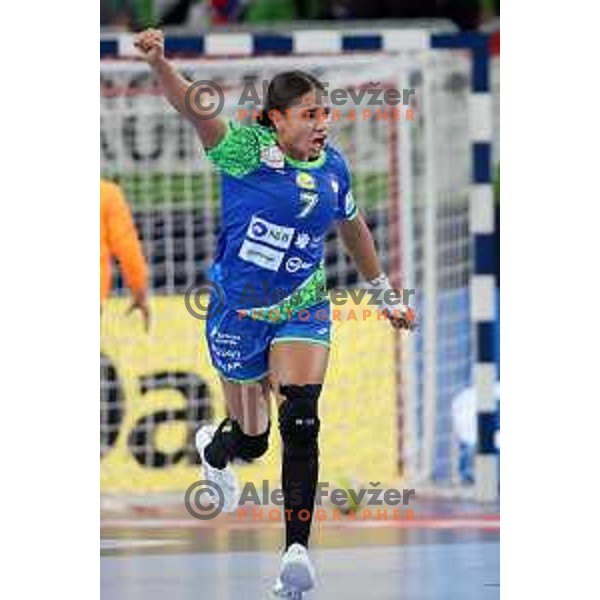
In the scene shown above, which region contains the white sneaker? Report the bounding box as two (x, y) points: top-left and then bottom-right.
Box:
(272, 577), (302, 599)
(195, 424), (239, 513)
(273, 543), (315, 598)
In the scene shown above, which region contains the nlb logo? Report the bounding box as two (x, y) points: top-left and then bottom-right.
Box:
(251, 221), (268, 238)
(247, 216), (295, 249)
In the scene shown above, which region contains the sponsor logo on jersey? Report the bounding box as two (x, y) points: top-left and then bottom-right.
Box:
(296, 172), (316, 190)
(247, 216), (295, 249)
(238, 239), (285, 271)
(294, 232), (310, 249)
(345, 190), (356, 216)
(211, 331), (241, 345)
(250, 220), (268, 238)
(219, 361), (243, 373)
(260, 145), (285, 169)
(285, 256), (314, 273)
(213, 348), (241, 360)
(330, 177), (339, 194)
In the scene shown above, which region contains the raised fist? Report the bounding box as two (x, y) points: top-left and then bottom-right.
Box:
(133, 29), (164, 65)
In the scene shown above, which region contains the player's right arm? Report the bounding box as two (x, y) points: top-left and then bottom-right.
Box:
(134, 28), (227, 150)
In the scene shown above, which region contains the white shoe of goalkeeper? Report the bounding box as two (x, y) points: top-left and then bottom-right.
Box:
(195, 424), (239, 513)
(273, 543), (316, 598)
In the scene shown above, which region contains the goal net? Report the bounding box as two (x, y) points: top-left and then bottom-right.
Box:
(100, 49), (475, 505)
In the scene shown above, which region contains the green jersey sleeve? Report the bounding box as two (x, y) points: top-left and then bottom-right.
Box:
(206, 122), (276, 178)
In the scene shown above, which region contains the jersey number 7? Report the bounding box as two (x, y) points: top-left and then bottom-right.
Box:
(298, 192), (319, 218)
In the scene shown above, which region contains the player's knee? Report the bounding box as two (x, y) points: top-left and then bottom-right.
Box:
(237, 424), (271, 461)
(278, 384), (322, 458)
(213, 418), (270, 461)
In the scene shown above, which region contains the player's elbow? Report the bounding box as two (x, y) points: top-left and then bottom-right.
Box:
(195, 118), (228, 151)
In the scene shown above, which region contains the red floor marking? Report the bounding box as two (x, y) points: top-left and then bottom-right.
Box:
(101, 514), (500, 531)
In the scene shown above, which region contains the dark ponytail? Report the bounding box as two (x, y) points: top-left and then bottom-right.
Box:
(258, 70), (325, 128)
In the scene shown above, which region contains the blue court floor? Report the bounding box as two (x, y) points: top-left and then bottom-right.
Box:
(101, 503), (499, 600)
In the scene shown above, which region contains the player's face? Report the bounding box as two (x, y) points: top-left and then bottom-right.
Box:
(274, 90), (330, 161)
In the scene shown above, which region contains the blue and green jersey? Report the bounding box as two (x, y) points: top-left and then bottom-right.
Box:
(206, 121), (358, 319)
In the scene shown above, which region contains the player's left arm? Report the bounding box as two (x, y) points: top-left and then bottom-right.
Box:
(337, 214), (416, 331)
(337, 214), (382, 282)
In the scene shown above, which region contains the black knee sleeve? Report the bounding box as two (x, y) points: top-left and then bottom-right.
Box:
(278, 384), (322, 549)
(208, 417), (270, 463)
(278, 384), (322, 458)
(236, 423), (270, 461)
